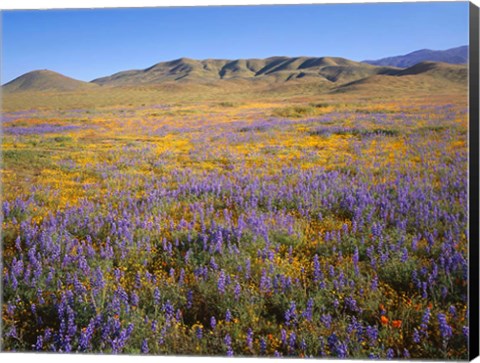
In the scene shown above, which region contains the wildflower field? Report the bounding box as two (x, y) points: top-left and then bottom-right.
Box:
(1, 90), (469, 359)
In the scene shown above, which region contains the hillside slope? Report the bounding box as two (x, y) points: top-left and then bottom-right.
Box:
(91, 56), (399, 86)
(334, 61), (467, 95)
(363, 46), (468, 68)
(2, 70), (98, 93)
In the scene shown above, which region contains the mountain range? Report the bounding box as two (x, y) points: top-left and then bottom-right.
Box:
(1, 46), (468, 94)
(89, 56), (399, 86)
(363, 46), (468, 68)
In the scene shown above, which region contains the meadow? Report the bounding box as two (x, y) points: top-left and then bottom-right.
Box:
(1, 88), (469, 359)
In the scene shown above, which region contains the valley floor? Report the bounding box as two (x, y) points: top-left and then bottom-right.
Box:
(1, 89), (469, 359)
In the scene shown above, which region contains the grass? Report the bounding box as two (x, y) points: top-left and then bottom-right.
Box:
(272, 105), (318, 118)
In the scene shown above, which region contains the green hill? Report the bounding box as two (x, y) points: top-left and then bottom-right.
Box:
(2, 70), (98, 93)
(90, 56), (400, 86)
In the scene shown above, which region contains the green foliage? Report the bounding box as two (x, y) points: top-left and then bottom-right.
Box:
(272, 105), (318, 118)
(377, 256), (417, 293)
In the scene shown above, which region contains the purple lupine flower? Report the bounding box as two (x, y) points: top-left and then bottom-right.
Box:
(210, 257), (218, 270)
(327, 333), (338, 352)
(345, 296), (359, 312)
(195, 326), (203, 340)
(10, 274), (18, 290)
(448, 305), (457, 317)
(141, 339), (149, 354)
(224, 334), (233, 356)
(44, 328), (52, 343)
(353, 247), (360, 275)
(225, 309), (232, 323)
(441, 286), (448, 299)
(260, 337), (267, 354)
(313, 254), (323, 283)
(329, 265), (335, 278)
(131, 292), (139, 307)
(421, 282), (428, 299)
(321, 314), (332, 329)
(162, 300), (175, 322)
(420, 308), (431, 331)
(401, 248), (409, 263)
(134, 272), (142, 289)
(336, 342), (348, 358)
(234, 282), (241, 300)
(186, 290), (193, 309)
(218, 270), (226, 294)
(437, 313), (453, 340)
(79, 318), (96, 351)
(411, 236), (419, 251)
(413, 329), (421, 343)
(371, 275), (378, 291)
(175, 309), (182, 321)
(35, 335), (44, 351)
(246, 328), (253, 348)
(333, 299), (340, 309)
(281, 329), (287, 345)
(300, 339), (307, 351)
(285, 301), (297, 326)
(366, 326), (378, 345)
(303, 298), (314, 321)
(153, 287), (160, 305)
(178, 268), (185, 286)
(259, 268), (271, 293)
(245, 258), (251, 280)
(6, 303), (15, 317)
(386, 348), (395, 360)
(289, 332), (297, 352)
(210, 316), (217, 330)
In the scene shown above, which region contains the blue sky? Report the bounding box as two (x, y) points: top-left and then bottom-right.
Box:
(1, 2), (469, 83)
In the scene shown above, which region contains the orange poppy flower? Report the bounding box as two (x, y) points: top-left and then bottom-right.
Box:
(392, 320), (402, 328)
(381, 316), (389, 325)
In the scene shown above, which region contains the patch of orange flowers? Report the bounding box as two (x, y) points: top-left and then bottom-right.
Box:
(381, 316), (402, 328)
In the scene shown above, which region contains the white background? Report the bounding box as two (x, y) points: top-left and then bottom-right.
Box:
(0, 0), (479, 363)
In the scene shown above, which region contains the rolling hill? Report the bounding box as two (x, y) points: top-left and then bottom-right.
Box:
(333, 61), (468, 95)
(2, 70), (98, 93)
(394, 61), (467, 82)
(90, 56), (399, 86)
(2, 53), (468, 99)
(363, 46), (468, 68)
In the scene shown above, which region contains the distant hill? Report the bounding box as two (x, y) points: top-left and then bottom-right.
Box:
(395, 61), (467, 83)
(3, 53), (468, 95)
(91, 56), (399, 86)
(363, 46), (468, 68)
(334, 61), (467, 94)
(2, 70), (98, 93)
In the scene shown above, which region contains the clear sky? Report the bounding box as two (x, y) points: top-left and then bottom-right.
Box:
(1, 2), (470, 83)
